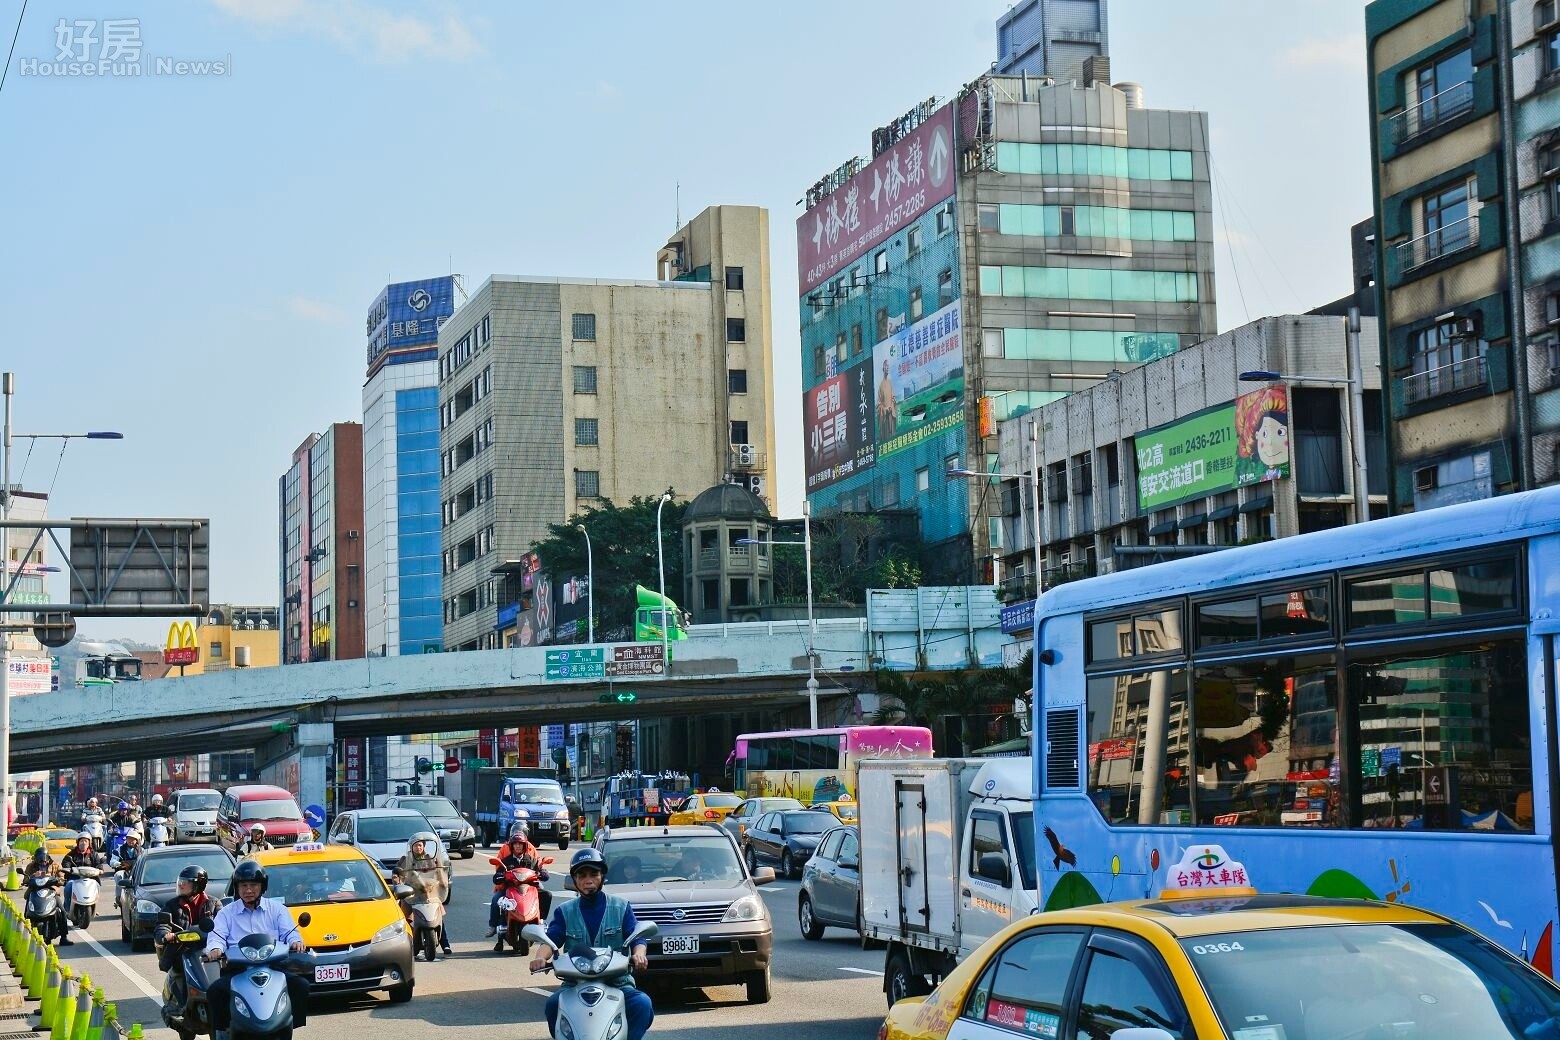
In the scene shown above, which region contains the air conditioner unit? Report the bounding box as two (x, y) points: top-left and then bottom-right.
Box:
(1449, 315), (1478, 339)
(1414, 466), (1439, 493)
(346, 529), (360, 540)
(747, 475), (766, 496)
(736, 443), (756, 465)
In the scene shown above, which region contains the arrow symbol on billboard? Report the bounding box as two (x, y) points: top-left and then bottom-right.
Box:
(870, 169), (882, 210)
(811, 215), (822, 249)
(928, 128), (950, 184)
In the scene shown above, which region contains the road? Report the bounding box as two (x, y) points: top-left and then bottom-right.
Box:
(50, 848), (891, 1040)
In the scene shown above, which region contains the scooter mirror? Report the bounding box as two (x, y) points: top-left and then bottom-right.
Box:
(520, 923), (553, 949)
(488, 858), (502, 867)
(297, 912), (312, 928)
(158, 913), (173, 925)
(625, 921), (659, 947)
(197, 918), (214, 933)
(391, 885), (413, 900)
(541, 858), (555, 866)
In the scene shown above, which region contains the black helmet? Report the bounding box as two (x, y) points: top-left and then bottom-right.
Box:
(29, 848), (50, 868)
(178, 864), (209, 894)
(569, 847), (608, 879)
(230, 859), (268, 895)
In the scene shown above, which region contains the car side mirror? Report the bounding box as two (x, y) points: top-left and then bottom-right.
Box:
(297, 912), (312, 928)
(977, 852), (1011, 887)
(751, 866), (777, 885)
(391, 885), (413, 900)
(839, 857), (859, 871)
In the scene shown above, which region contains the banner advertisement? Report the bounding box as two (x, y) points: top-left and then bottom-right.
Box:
(366, 275), (457, 371)
(5, 658), (50, 696)
(805, 361), (876, 491)
(1134, 384), (1291, 513)
(872, 299), (965, 460)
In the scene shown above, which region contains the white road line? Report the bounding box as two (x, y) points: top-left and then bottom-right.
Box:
(838, 966), (882, 977)
(525, 986), (554, 997)
(71, 928), (163, 1000)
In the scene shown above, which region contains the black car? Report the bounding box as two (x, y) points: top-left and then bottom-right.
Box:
(379, 794), (479, 858)
(740, 809), (836, 879)
(119, 844), (235, 950)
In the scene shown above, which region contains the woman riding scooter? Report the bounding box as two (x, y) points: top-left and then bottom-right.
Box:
(392, 832), (450, 958)
(155, 865), (217, 970)
(24, 850), (69, 947)
(60, 833), (104, 936)
(486, 826), (550, 948)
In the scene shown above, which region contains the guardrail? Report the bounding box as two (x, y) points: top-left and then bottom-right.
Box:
(0, 883), (142, 1039)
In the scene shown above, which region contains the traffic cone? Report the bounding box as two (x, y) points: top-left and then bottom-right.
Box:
(39, 959), (60, 1024)
(68, 980), (91, 1040)
(51, 969), (75, 1040)
(24, 930), (41, 998)
(125, 1025), (141, 1040)
(83, 990), (103, 1040)
(99, 1001), (116, 1040)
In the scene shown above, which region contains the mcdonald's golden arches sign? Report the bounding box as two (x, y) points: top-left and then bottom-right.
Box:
(164, 621), (199, 666)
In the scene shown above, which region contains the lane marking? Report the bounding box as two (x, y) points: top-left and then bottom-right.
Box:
(71, 928), (163, 1000)
(525, 987), (554, 997)
(839, 966), (882, 977)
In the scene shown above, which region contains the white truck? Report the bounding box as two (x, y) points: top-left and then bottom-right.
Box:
(858, 756), (1038, 1006)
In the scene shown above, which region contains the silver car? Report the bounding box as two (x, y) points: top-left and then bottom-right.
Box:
(172, 788), (222, 844)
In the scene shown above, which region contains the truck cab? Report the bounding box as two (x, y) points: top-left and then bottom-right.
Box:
(953, 760), (1038, 960)
(498, 776), (572, 850)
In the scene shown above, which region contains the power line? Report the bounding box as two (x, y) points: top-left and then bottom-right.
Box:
(1212, 162), (1251, 325)
(0, 0), (29, 96)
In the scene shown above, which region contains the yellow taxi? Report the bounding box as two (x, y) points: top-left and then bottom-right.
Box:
(810, 798), (858, 824)
(13, 825), (82, 861)
(248, 843), (415, 1003)
(666, 790), (743, 826)
(880, 845), (1560, 1040)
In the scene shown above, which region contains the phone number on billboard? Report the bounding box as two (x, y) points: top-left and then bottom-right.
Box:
(1180, 428), (1231, 453)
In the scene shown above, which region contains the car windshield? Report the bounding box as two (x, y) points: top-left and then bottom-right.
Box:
(46, 829), (77, 841)
(1184, 922), (1560, 1040)
(605, 834), (744, 883)
(395, 798), (457, 817)
(1008, 811), (1039, 890)
(268, 860), (389, 906)
(140, 850), (233, 886)
(512, 785), (565, 806)
(240, 799), (301, 823)
(179, 793), (220, 811)
(355, 816), (428, 844)
(782, 813), (835, 835)
(761, 799), (801, 812)
(703, 795), (741, 808)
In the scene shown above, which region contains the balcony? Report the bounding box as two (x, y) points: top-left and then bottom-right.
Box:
(1402, 354), (1488, 404)
(1385, 80), (1474, 146)
(728, 445), (767, 472)
(1042, 560), (1097, 591)
(999, 573), (1036, 603)
(696, 545), (770, 574)
(1394, 213), (1477, 272)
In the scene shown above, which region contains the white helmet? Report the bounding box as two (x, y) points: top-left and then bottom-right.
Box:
(249, 823), (266, 837)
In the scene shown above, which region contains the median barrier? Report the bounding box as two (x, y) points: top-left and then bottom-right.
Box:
(68, 976), (91, 1040)
(0, 894), (141, 1037)
(50, 967), (75, 1040)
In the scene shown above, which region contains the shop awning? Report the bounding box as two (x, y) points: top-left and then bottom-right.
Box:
(1238, 494), (1274, 514)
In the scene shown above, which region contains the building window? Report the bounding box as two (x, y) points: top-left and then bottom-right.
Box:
(1547, 25), (1560, 76)
(812, 344), (826, 378)
(727, 317), (746, 342)
(573, 365), (597, 394)
(910, 287), (924, 321)
(575, 470), (600, 498)
(1544, 144), (1560, 224)
(571, 313), (596, 341)
(730, 420), (749, 445)
(1423, 180), (1473, 258)
(916, 467), (930, 493)
(1059, 205), (1075, 236)
(725, 266), (744, 291)
(1406, 47), (1474, 136)
(849, 266), (863, 294)
(881, 478), (900, 507)
(978, 203), (999, 233)
(874, 250), (888, 275)
(575, 418), (598, 446)
(907, 225), (922, 256)
(851, 323), (863, 355)
(1406, 319), (1488, 402)
(210, 642), (224, 659)
(983, 329), (1004, 358)
(702, 579), (720, 610)
(728, 369), (748, 394)
(1542, 0), (1559, 28)
(729, 578), (750, 606)
(935, 200), (954, 235)
(875, 307), (889, 342)
(835, 332), (847, 362)
(938, 269), (954, 308)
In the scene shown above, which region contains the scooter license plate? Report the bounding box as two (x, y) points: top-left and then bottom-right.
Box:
(660, 936), (700, 955)
(314, 964), (350, 983)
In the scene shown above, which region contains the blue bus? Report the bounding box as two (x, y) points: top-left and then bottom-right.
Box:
(1030, 486), (1559, 977)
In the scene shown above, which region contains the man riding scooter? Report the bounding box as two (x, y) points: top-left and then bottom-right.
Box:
(60, 833), (104, 938)
(529, 849), (653, 1040)
(156, 865), (218, 969)
(392, 832), (450, 958)
(25, 849), (70, 947)
(203, 861), (309, 1039)
(112, 830), (144, 910)
(486, 826), (550, 947)
(237, 824), (272, 857)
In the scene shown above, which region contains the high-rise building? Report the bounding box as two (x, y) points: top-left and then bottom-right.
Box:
(363, 276), (458, 657)
(1365, 0), (1560, 508)
(798, 74), (1215, 583)
(995, 0), (1110, 84)
(438, 204), (775, 651)
(279, 423), (365, 664)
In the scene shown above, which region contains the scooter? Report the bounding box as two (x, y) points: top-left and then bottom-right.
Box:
(202, 914), (311, 1040)
(105, 826), (130, 864)
(395, 877), (444, 963)
(64, 865), (103, 931)
(159, 913), (220, 1040)
(523, 920), (658, 1040)
(81, 810), (106, 851)
(24, 874), (64, 944)
(147, 814), (172, 848)
(489, 857), (551, 955)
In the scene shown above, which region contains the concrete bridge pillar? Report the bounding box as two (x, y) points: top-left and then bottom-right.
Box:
(297, 723), (333, 822)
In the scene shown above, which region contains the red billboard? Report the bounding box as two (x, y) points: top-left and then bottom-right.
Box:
(796, 102), (956, 295)
(804, 361), (876, 491)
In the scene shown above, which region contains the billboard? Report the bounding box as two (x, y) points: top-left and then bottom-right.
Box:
(796, 103), (956, 295)
(805, 361), (876, 491)
(872, 299), (964, 459)
(5, 658), (50, 697)
(554, 574), (589, 642)
(366, 276), (457, 373)
(1134, 385), (1292, 512)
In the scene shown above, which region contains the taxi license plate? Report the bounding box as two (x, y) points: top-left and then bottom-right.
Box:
(660, 936), (699, 955)
(314, 964), (350, 983)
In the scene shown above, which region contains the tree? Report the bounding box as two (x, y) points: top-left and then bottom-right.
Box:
(872, 658), (1032, 755)
(525, 496), (687, 641)
(772, 513), (922, 607)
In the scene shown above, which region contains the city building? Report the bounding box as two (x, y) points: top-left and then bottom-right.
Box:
(279, 422), (365, 663)
(995, 0), (1110, 85)
(992, 313), (1386, 604)
(680, 483), (776, 625)
(798, 72), (1216, 585)
(174, 604), (280, 676)
(363, 276), (458, 657)
(438, 204), (775, 651)
(1365, 0), (1560, 508)
(2, 489), (52, 696)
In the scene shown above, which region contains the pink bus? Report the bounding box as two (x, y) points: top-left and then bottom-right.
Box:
(731, 725), (933, 804)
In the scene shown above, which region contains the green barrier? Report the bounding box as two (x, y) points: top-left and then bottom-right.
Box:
(39, 959), (59, 1024)
(51, 968), (75, 1040)
(83, 989), (103, 1040)
(68, 977), (91, 1040)
(100, 1000), (116, 1040)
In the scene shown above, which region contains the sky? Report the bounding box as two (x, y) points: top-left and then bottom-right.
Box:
(0, 0), (1372, 641)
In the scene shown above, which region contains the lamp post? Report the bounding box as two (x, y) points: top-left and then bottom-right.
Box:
(949, 417), (1043, 596)
(738, 500), (817, 727)
(574, 523), (594, 644)
(654, 491), (672, 667)
(1, 372), (122, 858)
(1240, 306), (1373, 524)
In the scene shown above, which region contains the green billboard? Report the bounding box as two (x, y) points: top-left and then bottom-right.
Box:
(1134, 385), (1291, 512)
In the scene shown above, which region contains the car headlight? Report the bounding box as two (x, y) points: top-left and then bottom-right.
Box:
(514, 810), (529, 818)
(135, 899), (161, 915)
(555, 810), (570, 820)
(722, 895), (766, 922)
(461, 825), (475, 838)
(372, 920), (405, 943)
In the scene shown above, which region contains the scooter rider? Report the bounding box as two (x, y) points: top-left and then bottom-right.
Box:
(26, 849), (70, 946)
(237, 824), (272, 857)
(392, 832), (450, 957)
(529, 848), (653, 1040)
(81, 799), (106, 849)
(61, 833), (103, 933)
(155, 865), (216, 971)
(486, 826), (551, 942)
(112, 831), (144, 909)
(110, 799), (137, 833)
(203, 861), (309, 1036)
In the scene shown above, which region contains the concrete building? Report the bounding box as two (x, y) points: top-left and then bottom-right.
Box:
(439, 204), (775, 651)
(681, 483), (776, 624)
(993, 313), (1385, 601)
(363, 277), (458, 657)
(2, 489), (52, 696)
(995, 0), (1110, 85)
(279, 423), (365, 664)
(1365, 0), (1560, 508)
(177, 605), (280, 676)
(798, 74), (1215, 585)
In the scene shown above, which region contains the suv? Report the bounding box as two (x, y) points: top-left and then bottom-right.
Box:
(379, 795), (478, 858)
(594, 824), (776, 1003)
(172, 787), (222, 844)
(217, 785), (310, 852)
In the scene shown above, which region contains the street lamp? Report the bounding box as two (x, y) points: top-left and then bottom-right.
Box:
(654, 490), (673, 667)
(738, 500), (818, 728)
(1, 372), (122, 862)
(1239, 307), (1373, 524)
(949, 417), (1043, 597)
(574, 523), (594, 644)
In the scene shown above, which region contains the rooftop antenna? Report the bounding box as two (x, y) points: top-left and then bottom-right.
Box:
(675, 180), (680, 231)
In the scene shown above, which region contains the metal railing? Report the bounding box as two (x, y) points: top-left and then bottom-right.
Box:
(1042, 560), (1097, 590)
(1402, 354), (1488, 403)
(1395, 212), (1477, 271)
(999, 573), (1036, 602)
(728, 446), (767, 471)
(1385, 80), (1474, 145)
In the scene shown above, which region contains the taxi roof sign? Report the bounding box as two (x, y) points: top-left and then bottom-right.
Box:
(1160, 844), (1257, 900)
(289, 841), (326, 854)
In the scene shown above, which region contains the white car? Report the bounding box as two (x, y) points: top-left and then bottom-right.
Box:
(326, 808), (453, 904)
(172, 788), (222, 844)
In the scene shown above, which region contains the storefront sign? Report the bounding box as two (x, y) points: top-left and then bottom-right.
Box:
(999, 599), (1035, 634)
(805, 361), (876, 490)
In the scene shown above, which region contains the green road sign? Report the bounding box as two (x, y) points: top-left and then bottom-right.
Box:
(596, 691), (638, 704)
(546, 647), (605, 681)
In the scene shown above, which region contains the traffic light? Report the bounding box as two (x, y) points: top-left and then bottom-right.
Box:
(551, 746), (566, 767)
(415, 756), (432, 775)
(596, 692), (637, 704)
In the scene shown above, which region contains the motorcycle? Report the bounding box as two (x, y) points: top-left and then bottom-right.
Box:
(202, 913), (311, 1040)
(489, 857), (551, 955)
(147, 814), (172, 848)
(394, 876), (445, 963)
(64, 865), (103, 931)
(81, 810), (106, 851)
(523, 920), (658, 1040)
(159, 913), (220, 1040)
(24, 874), (64, 944)
(105, 826), (130, 864)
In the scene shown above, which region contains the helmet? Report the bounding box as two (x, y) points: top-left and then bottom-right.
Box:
(506, 824), (529, 844)
(231, 860), (268, 895)
(76, 832), (92, 844)
(178, 865), (209, 894)
(409, 830), (437, 848)
(249, 823), (266, 836)
(150, 794), (164, 804)
(29, 849), (49, 867)
(569, 847), (609, 879)
(124, 831), (140, 843)
(117, 801), (128, 811)
(86, 798), (98, 807)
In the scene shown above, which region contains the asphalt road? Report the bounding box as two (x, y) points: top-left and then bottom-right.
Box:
(48, 847), (891, 1040)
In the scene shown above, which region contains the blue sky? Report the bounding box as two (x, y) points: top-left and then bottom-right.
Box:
(0, 0), (1371, 640)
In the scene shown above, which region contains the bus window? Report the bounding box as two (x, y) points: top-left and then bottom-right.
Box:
(1086, 668), (1190, 826)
